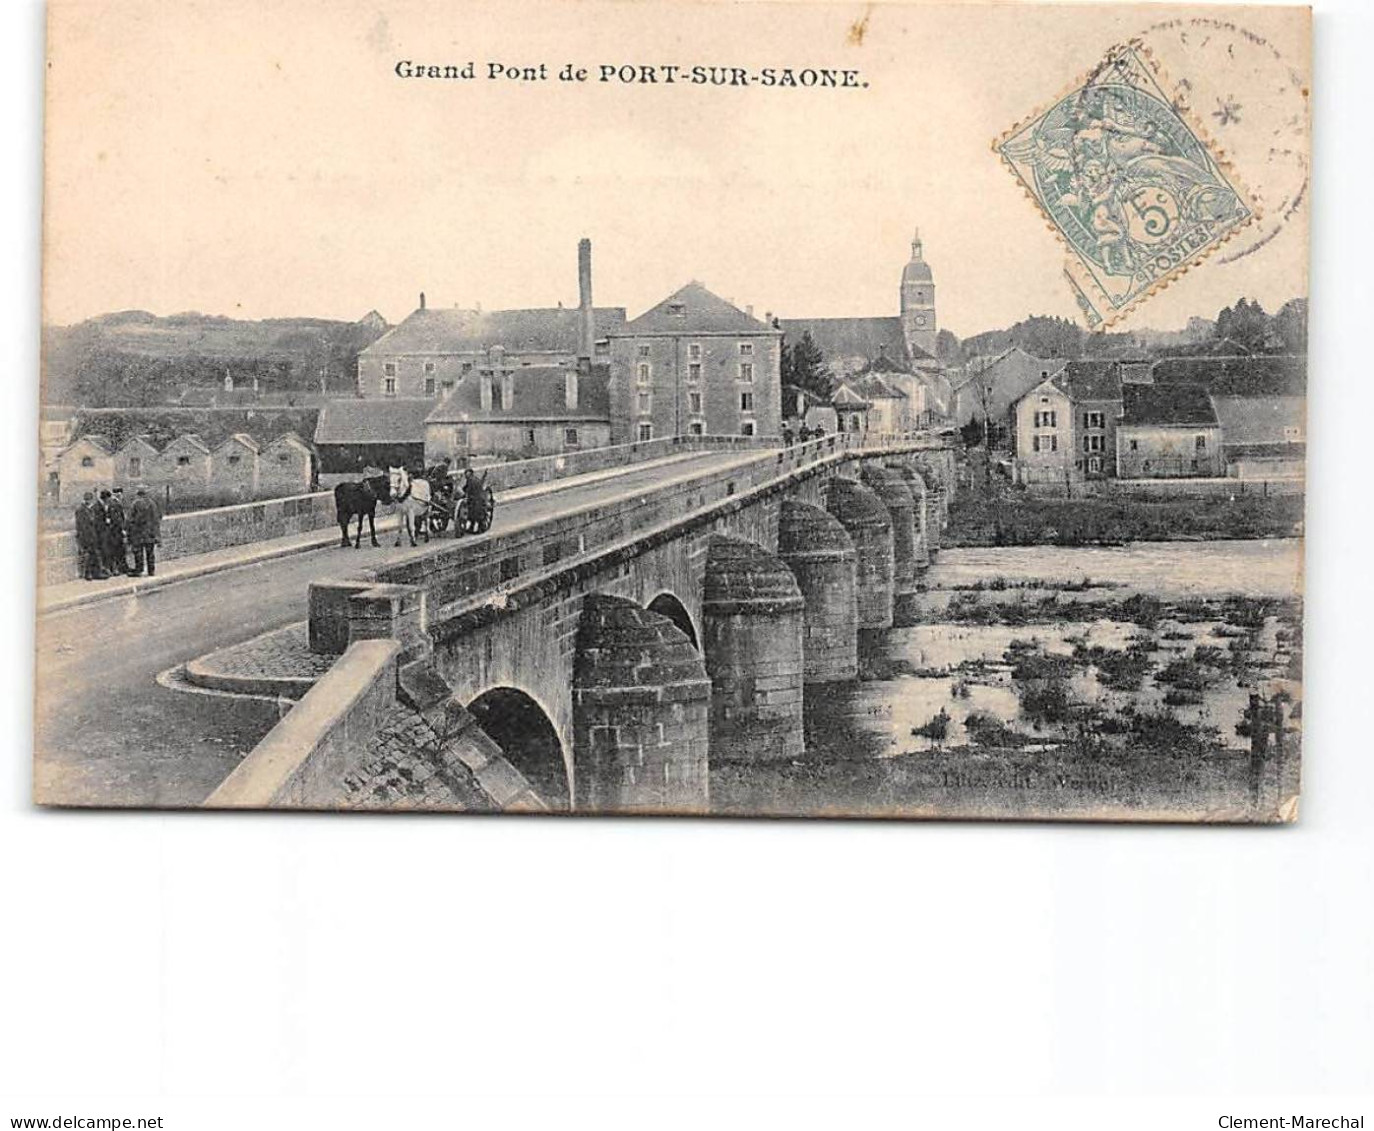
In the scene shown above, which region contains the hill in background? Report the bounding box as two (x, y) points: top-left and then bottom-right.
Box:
(42, 310), (389, 407)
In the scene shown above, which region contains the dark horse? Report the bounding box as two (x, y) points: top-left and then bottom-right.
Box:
(334, 473), (391, 548)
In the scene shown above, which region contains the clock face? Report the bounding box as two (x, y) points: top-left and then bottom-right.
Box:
(915, 315), (927, 327)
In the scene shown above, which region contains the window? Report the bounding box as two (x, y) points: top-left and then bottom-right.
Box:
(739, 342), (754, 356)
(1036, 435), (1057, 453)
(1084, 411), (1104, 429)
(741, 420), (756, 437)
(739, 363), (754, 382)
(384, 376), (397, 396)
(442, 380), (455, 393)
(638, 422), (653, 442)
(1088, 456), (1102, 474)
(278, 453), (290, 463)
(1050, 434), (1058, 452)
(637, 363), (651, 385)
(667, 302), (686, 316)
(638, 392), (652, 414)
(1130, 440), (1139, 451)
(227, 454), (241, 466)
(453, 428), (468, 446)
(128, 457), (141, 477)
(1195, 434), (1207, 450)
(688, 343), (702, 360)
(564, 428), (580, 447)
(637, 344), (651, 359)
(740, 392), (754, 412)
(383, 363), (396, 376)
(424, 377), (436, 395)
(461, 361), (474, 374)
(688, 420), (705, 437)
(177, 455), (191, 467)
(1083, 435), (1103, 453)
(80, 456), (93, 468)
(1033, 410), (1057, 428)
(688, 363), (702, 382)
(424, 362), (435, 374)
(1282, 425), (1302, 441)
(689, 391), (703, 414)
(526, 429), (536, 446)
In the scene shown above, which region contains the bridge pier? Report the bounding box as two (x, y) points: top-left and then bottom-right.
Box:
(911, 452), (953, 553)
(572, 593), (711, 813)
(886, 462), (930, 569)
(776, 499), (858, 684)
(701, 535), (806, 762)
(859, 463), (921, 626)
(826, 477), (894, 630)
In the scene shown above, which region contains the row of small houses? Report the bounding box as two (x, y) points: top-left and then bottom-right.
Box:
(50, 430), (316, 505)
(1003, 357), (1305, 487)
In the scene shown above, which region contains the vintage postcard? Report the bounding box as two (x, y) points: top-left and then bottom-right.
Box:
(36, 0), (1309, 821)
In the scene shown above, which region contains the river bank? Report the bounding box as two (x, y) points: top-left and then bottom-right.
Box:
(711, 540), (1303, 821)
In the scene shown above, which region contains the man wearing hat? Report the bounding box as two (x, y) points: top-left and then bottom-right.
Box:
(106, 486), (132, 574)
(74, 490), (108, 581)
(126, 487), (161, 577)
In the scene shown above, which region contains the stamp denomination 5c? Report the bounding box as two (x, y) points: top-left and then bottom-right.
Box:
(996, 44), (1257, 326)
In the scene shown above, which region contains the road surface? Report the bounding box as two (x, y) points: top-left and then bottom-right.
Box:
(34, 449), (767, 807)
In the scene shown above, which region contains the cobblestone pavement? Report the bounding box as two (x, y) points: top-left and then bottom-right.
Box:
(185, 622), (336, 695)
(334, 705), (497, 811)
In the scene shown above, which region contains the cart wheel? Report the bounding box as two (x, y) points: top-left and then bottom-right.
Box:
(477, 490), (495, 533)
(428, 508), (450, 535)
(454, 499), (469, 536)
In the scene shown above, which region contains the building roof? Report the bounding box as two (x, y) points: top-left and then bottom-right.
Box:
(1120, 383), (1219, 427)
(362, 305), (627, 357)
(854, 349), (913, 376)
(313, 398), (435, 446)
(63, 435), (113, 457)
(1058, 360), (1123, 402)
(830, 384), (871, 409)
(263, 430), (313, 453)
(617, 282), (775, 336)
(217, 432), (261, 453)
(1211, 395), (1305, 446)
(778, 316), (902, 363)
(425, 366), (611, 424)
(162, 433), (212, 455)
(1151, 354), (1306, 397)
(847, 373), (907, 401)
(115, 436), (160, 455)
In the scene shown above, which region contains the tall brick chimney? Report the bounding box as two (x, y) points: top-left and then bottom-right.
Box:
(577, 238), (594, 377)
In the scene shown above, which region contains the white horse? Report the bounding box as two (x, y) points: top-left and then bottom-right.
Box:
(388, 466), (431, 547)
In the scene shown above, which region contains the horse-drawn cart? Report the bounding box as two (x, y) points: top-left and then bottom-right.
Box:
(425, 471), (494, 537)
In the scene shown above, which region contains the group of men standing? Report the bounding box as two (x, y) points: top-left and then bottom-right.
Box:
(74, 486), (161, 581)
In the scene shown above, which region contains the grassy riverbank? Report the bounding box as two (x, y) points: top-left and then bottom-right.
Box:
(946, 455), (1304, 547)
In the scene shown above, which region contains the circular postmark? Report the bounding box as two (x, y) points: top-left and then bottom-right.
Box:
(1136, 16), (1309, 265)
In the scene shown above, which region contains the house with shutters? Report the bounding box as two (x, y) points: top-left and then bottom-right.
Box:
(1010, 361), (1124, 486)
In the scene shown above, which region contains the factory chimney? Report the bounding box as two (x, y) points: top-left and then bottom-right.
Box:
(576, 238), (594, 377)
(420, 291), (426, 311)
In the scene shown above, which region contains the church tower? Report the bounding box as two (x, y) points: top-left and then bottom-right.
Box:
(900, 229), (938, 360)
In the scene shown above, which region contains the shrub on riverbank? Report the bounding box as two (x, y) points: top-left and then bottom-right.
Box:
(946, 487), (1304, 547)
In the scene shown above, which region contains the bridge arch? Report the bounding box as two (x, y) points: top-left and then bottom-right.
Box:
(647, 591), (699, 649)
(467, 686), (570, 810)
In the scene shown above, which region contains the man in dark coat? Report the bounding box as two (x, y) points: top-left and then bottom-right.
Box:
(126, 487), (161, 577)
(74, 491), (108, 581)
(105, 487), (131, 574)
(461, 467), (487, 531)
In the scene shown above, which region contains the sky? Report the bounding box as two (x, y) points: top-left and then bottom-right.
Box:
(43, 0), (1309, 338)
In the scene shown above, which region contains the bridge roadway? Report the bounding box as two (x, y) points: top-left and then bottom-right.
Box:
(33, 448), (772, 808)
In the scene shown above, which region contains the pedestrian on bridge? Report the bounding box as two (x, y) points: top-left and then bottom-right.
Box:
(126, 487), (161, 577)
(74, 490), (108, 581)
(105, 486), (132, 575)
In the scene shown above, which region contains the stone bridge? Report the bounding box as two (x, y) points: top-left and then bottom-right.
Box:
(208, 433), (958, 813)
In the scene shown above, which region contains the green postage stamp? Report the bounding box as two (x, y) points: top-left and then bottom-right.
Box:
(997, 44), (1258, 327)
